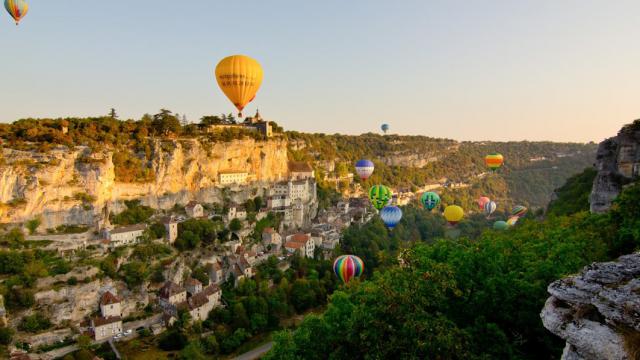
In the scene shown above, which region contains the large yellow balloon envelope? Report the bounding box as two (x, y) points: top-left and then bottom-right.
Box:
(215, 55), (263, 118)
(443, 205), (464, 225)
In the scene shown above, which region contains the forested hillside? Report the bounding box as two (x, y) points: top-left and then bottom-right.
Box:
(288, 132), (597, 208)
(266, 171), (640, 359)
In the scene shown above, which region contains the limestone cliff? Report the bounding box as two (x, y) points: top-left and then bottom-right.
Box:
(0, 138), (289, 228)
(541, 253), (640, 360)
(590, 120), (640, 213)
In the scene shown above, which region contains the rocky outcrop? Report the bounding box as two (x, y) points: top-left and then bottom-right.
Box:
(590, 120), (640, 213)
(541, 253), (640, 360)
(0, 138), (289, 228)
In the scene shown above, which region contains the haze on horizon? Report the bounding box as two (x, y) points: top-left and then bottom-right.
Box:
(0, 0), (638, 143)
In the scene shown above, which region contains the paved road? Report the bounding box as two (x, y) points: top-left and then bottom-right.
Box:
(233, 341), (273, 360)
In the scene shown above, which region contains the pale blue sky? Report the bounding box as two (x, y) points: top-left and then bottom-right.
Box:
(1, 1), (638, 142)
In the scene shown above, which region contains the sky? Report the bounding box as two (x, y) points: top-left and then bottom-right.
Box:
(1, 1), (638, 142)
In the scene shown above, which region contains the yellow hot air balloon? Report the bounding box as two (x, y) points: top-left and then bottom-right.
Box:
(443, 205), (464, 225)
(215, 55), (263, 118)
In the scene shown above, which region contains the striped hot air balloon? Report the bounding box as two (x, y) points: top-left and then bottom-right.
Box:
(355, 159), (375, 180)
(4, 0), (28, 25)
(511, 205), (528, 217)
(369, 185), (392, 210)
(420, 192), (441, 211)
(333, 255), (364, 283)
(506, 216), (519, 226)
(381, 124), (389, 134)
(380, 206), (403, 229)
(484, 201), (497, 217)
(485, 153), (504, 171)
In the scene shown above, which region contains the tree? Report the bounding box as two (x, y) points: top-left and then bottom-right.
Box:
(0, 327), (14, 345)
(152, 109), (181, 135)
(25, 217), (41, 235)
(179, 341), (207, 360)
(229, 218), (243, 232)
(76, 334), (92, 350)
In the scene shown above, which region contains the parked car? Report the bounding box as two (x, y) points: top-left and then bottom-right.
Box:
(124, 329), (133, 336)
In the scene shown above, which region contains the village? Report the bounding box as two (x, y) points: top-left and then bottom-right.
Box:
(2, 156), (377, 359)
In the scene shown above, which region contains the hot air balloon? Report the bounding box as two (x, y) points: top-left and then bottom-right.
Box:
(381, 124), (389, 134)
(355, 159), (375, 181)
(4, 0), (28, 25)
(484, 201), (497, 217)
(493, 220), (509, 230)
(369, 185), (392, 210)
(485, 153), (504, 171)
(511, 205), (528, 217)
(506, 216), (519, 226)
(420, 192), (440, 211)
(333, 255), (364, 283)
(215, 55), (263, 118)
(477, 196), (490, 210)
(380, 206), (402, 229)
(443, 205), (464, 226)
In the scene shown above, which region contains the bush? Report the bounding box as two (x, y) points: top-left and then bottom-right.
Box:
(19, 313), (52, 333)
(0, 327), (14, 345)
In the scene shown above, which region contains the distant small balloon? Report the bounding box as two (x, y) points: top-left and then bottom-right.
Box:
(420, 192), (441, 211)
(511, 205), (528, 217)
(333, 255), (364, 283)
(444, 205), (464, 226)
(506, 216), (519, 226)
(485, 153), (504, 171)
(484, 201), (497, 217)
(380, 206), (403, 229)
(369, 185), (392, 210)
(477, 196), (491, 210)
(493, 221), (509, 230)
(355, 159), (375, 181)
(4, 0), (28, 25)
(381, 123), (389, 134)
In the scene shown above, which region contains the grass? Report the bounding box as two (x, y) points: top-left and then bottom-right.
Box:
(116, 336), (176, 360)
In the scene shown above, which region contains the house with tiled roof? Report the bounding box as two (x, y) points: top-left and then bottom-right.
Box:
(206, 261), (225, 285)
(185, 278), (203, 296)
(106, 224), (146, 248)
(285, 233), (315, 258)
(288, 161), (314, 180)
(99, 291), (121, 318)
(185, 201), (204, 218)
(91, 316), (122, 341)
(158, 281), (187, 315)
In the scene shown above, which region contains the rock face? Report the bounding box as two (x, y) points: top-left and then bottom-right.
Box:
(0, 138), (289, 228)
(590, 120), (640, 213)
(541, 253), (640, 360)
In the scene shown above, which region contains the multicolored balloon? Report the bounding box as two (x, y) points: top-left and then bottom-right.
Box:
(380, 206), (402, 229)
(484, 201), (497, 217)
(485, 153), (504, 171)
(511, 205), (528, 217)
(506, 216), (519, 226)
(493, 221), (509, 230)
(215, 55), (264, 118)
(4, 0), (28, 25)
(381, 123), (389, 134)
(333, 255), (364, 283)
(443, 205), (464, 226)
(369, 185), (392, 210)
(477, 196), (491, 210)
(420, 192), (441, 211)
(355, 159), (375, 181)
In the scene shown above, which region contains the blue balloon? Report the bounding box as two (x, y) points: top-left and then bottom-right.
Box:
(381, 124), (390, 133)
(380, 205), (402, 229)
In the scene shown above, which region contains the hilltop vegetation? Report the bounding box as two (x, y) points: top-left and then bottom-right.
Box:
(267, 171), (640, 359)
(289, 132), (596, 207)
(0, 115), (595, 208)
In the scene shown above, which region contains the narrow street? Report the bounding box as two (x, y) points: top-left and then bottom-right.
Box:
(232, 342), (273, 360)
